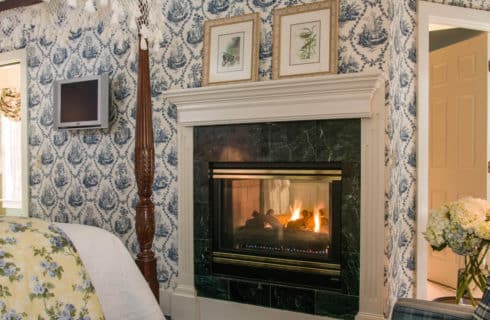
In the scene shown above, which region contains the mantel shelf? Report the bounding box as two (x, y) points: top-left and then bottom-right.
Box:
(164, 72), (385, 126)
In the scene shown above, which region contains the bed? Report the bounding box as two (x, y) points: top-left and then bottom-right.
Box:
(63, 5), (163, 320)
(0, 217), (165, 320)
(0, 217), (164, 320)
(58, 223), (165, 320)
(0, 1), (161, 318)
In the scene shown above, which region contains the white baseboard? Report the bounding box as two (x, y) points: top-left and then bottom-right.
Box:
(198, 297), (335, 320)
(159, 287), (173, 317)
(160, 286), (198, 319)
(355, 312), (385, 320)
(160, 286), (386, 320)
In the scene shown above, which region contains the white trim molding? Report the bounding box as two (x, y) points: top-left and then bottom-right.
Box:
(417, 1), (490, 300)
(165, 72), (386, 320)
(168, 72), (383, 126)
(0, 49), (29, 217)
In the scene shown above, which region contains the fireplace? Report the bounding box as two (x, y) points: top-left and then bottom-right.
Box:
(188, 119), (362, 316)
(166, 72), (386, 320)
(210, 162), (342, 289)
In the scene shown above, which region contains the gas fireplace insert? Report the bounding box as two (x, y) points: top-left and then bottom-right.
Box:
(209, 162), (343, 289)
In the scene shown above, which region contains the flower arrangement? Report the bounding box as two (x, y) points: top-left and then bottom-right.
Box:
(425, 197), (490, 305)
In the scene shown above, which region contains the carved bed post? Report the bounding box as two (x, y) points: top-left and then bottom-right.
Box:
(134, 36), (159, 300)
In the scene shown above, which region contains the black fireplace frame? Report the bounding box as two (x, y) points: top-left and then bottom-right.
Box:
(209, 161), (343, 289)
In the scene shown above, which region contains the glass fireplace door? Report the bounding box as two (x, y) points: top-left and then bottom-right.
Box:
(210, 162), (342, 288)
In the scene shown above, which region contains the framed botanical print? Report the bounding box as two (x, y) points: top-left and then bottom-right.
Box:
(272, 1), (338, 79)
(202, 13), (260, 86)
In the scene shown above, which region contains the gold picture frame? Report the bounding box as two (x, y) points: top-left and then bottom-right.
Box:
(272, 1), (338, 79)
(202, 13), (260, 86)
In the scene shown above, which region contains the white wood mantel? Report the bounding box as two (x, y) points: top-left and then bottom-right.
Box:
(169, 72), (382, 126)
(165, 72), (386, 320)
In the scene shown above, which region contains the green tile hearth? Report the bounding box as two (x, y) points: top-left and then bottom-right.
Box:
(194, 239), (211, 276)
(315, 291), (359, 319)
(194, 119), (361, 316)
(271, 285), (315, 314)
(195, 276), (229, 300)
(229, 280), (271, 307)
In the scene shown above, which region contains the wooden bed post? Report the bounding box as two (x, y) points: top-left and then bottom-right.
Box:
(134, 38), (159, 300)
(0, 0), (42, 12)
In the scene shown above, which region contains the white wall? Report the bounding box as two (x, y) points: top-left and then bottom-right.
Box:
(0, 63), (22, 216)
(0, 63), (20, 89)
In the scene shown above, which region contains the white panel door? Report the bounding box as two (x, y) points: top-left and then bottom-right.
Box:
(428, 32), (487, 288)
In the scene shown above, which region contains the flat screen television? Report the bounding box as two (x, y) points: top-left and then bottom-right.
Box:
(54, 74), (109, 129)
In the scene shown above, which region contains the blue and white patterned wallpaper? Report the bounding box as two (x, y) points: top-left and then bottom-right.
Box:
(385, 0), (416, 314)
(384, 0), (490, 314)
(0, 0), (440, 314)
(427, 0), (490, 9)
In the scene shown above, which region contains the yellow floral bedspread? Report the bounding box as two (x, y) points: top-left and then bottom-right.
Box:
(0, 217), (105, 320)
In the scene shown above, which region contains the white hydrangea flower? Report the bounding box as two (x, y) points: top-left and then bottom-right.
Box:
(449, 197), (487, 230)
(425, 206), (450, 249)
(425, 197), (490, 255)
(475, 220), (490, 240)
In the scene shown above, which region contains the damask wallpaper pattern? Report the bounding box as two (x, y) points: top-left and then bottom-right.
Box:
(385, 0), (490, 314)
(4, 0), (478, 314)
(385, 0), (416, 314)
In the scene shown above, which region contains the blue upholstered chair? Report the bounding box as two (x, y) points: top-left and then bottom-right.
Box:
(392, 276), (490, 320)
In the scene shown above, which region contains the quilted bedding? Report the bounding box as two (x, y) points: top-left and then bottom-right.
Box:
(0, 216), (105, 320)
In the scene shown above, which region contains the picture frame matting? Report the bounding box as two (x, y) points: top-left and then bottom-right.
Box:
(272, 1), (338, 79)
(202, 13), (260, 86)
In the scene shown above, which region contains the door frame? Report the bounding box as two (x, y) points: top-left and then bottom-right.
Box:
(417, 1), (490, 299)
(0, 49), (29, 216)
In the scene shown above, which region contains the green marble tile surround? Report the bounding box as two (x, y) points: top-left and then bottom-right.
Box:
(193, 120), (360, 318)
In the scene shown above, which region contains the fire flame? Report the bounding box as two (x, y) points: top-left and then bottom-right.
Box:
(289, 200), (302, 221)
(313, 208), (321, 233)
(287, 201), (322, 233)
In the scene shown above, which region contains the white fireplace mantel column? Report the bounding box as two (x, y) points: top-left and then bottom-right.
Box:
(165, 72), (386, 320)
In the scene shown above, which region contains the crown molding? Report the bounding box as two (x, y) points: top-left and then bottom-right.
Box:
(165, 72), (385, 126)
